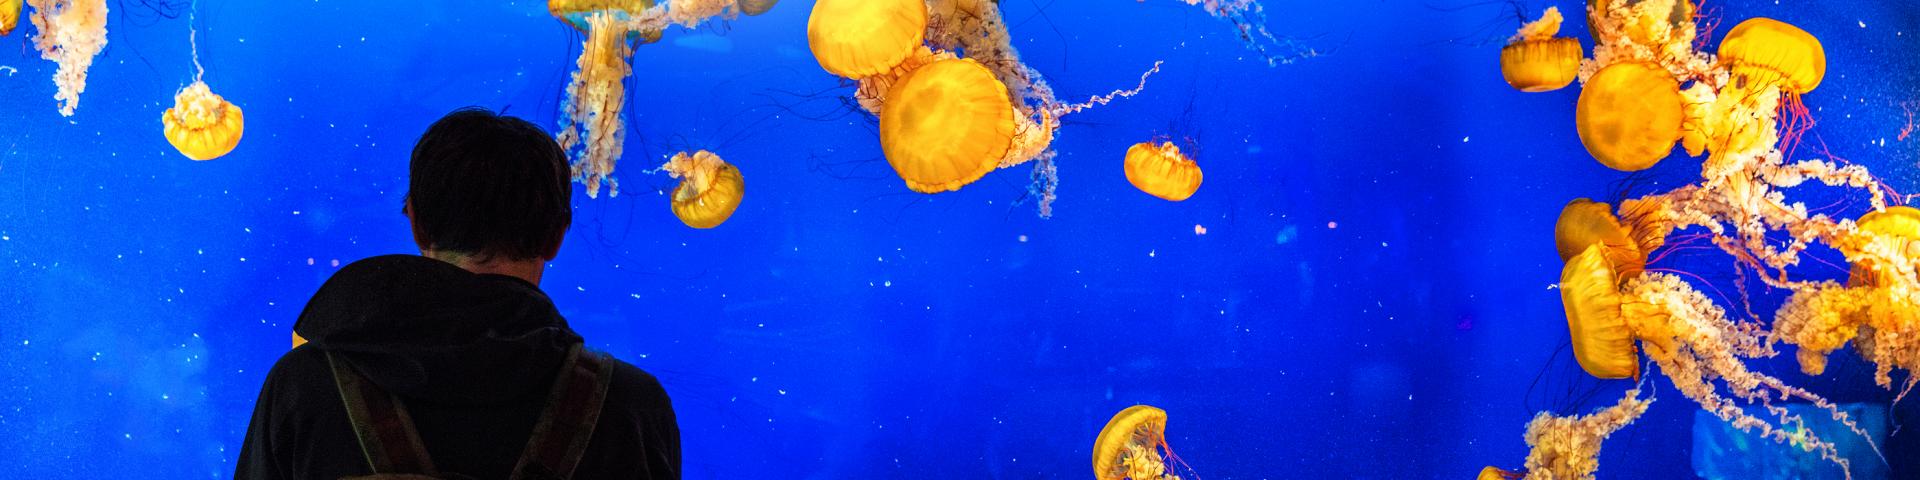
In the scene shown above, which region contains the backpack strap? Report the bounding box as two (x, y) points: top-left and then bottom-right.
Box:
(328, 352), (440, 477)
(508, 343), (614, 480)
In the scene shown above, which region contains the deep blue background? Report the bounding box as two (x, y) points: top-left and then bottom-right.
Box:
(1, 0), (1917, 478)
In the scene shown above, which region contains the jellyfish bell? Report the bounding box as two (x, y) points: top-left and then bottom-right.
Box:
(1847, 206), (1920, 288)
(660, 150), (745, 229)
(549, 0), (662, 43)
(806, 0), (926, 79)
(162, 81), (244, 161)
(1561, 244), (1675, 380)
(1718, 18), (1825, 96)
(1576, 61), (1684, 171)
(879, 58), (1016, 194)
(1093, 405), (1187, 480)
(1554, 199), (1648, 280)
(1501, 7), (1583, 93)
(1124, 141), (1203, 202)
(738, 0), (776, 16)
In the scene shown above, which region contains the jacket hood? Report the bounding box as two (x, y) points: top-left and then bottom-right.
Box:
(294, 254), (581, 406)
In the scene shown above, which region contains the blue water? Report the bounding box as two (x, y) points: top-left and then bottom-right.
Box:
(2, 1), (1918, 478)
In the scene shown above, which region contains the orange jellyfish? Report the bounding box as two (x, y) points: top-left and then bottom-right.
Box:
(1575, 61), (1684, 171)
(1709, 18), (1825, 155)
(660, 150), (745, 229)
(1501, 7), (1582, 93)
(1123, 142), (1203, 202)
(1560, 244), (1671, 380)
(1849, 207), (1920, 288)
(550, 0), (662, 43)
(26, 0), (108, 116)
(2, 0), (20, 36)
(1552, 199), (1669, 280)
(1778, 206), (1920, 378)
(806, 0), (926, 79)
(1093, 405), (1189, 480)
(879, 58), (1016, 194)
(162, 81), (244, 161)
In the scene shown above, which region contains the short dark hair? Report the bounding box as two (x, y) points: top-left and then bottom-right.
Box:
(406, 107), (571, 261)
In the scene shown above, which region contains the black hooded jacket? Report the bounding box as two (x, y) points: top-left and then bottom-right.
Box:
(235, 255), (679, 479)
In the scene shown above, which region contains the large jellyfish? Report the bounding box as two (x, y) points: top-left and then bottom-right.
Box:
(1482, 389), (1651, 480)
(552, 0), (766, 198)
(1093, 405), (1191, 480)
(1123, 142), (1204, 202)
(160, 3), (243, 162)
(659, 150), (745, 229)
(26, 0), (107, 117)
(1500, 5), (1913, 477)
(1575, 61), (1684, 171)
(2, 0), (20, 36)
(806, 0), (925, 79)
(879, 58), (1016, 194)
(1500, 7), (1582, 93)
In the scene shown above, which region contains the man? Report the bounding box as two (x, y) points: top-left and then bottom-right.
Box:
(236, 108), (679, 479)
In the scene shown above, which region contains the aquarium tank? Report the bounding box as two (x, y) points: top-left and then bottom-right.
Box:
(3, 0), (1919, 478)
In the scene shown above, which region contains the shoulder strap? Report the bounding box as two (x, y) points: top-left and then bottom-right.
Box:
(328, 352), (440, 477)
(508, 343), (615, 480)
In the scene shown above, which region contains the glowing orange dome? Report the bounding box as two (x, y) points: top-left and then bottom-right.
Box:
(1123, 142), (1203, 201)
(662, 150), (745, 229)
(1554, 199), (1646, 279)
(807, 0), (926, 79)
(161, 81), (244, 161)
(1718, 18), (1825, 94)
(1576, 62), (1683, 171)
(1561, 245), (1639, 379)
(878, 58), (1015, 193)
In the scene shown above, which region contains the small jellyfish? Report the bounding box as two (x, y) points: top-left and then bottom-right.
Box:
(738, 0), (777, 16)
(1123, 142), (1203, 202)
(1575, 61), (1684, 171)
(550, 0), (662, 43)
(161, 81), (244, 161)
(26, 0), (109, 116)
(806, 0), (925, 79)
(660, 150), (745, 229)
(879, 58), (1016, 194)
(1093, 405), (1189, 480)
(2, 0), (20, 36)
(1501, 7), (1582, 93)
(1849, 206), (1920, 288)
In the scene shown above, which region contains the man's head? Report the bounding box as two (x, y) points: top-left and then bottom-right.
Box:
(405, 107), (572, 267)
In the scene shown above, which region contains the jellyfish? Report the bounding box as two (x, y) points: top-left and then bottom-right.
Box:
(879, 58), (1016, 194)
(1124, 142), (1203, 202)
(2, 0), (20, 36)
(1776, 206), (1920, 385)
(1552, 199), (1669, 280)
(1575, 61), (1684, 171)
(1093, 405), (1190, 480)
(1477, 466), (1523, 480)
(555, 13), (634, 198)
(1501, 7), (1582, 93)
(1166, 0), (1314, 66)
(737, 0), (776, 16)
(659, 150), (745, 229)
(1701, 18), (1825, 157)
(26, 0), (108, 117)
(806, 0), (925, 79)
(161, 82), (244, 161)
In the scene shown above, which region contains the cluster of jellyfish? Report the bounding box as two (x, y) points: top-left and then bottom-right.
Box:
(1483, 1), (1920, 479)
(11, 0), (244, 161)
